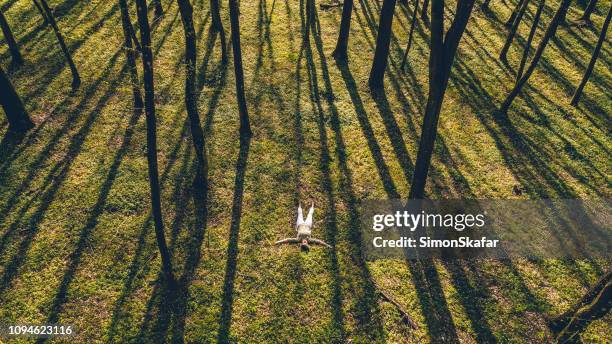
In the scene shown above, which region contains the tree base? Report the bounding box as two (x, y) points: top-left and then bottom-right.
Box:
(71, 76), (81, 91)
(331, 49), (348, 62)
(8, 120), (35, 133)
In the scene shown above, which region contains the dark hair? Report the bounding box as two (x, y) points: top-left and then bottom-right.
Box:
(300, 242), (310, 252)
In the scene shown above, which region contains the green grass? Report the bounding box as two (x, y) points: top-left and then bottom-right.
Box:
(0, 0), (610, 342)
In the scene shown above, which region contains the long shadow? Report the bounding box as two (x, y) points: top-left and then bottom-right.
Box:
(0, 58), (127, 297)
(0, 43), (122, 191)
(309, 5), (386, 339)
(336, 62), (399, 199)
(370, 89), (414, 183)
(0, 130), (27, 170)
(1, 1), (183, 216)
(105, 118), (191, 343)
(299, 0), (347, 340)
(216, 135), (251, 343)
(35, 87), (144, 344)
(255, 0), (276, 72)
(133, 9), (222, 342)
(0, 0), (18, 12)
(168, 145), (209, 343)
(0, 1), (178, 172)
(341, 4), (505, 340)
(448, 53), (585, 302)
(147, 138), (196, 343)
(333, 69), (464, 339)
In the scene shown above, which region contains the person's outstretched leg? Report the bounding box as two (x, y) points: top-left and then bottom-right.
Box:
(305, 203), (314, 228)
(296, 203), (304, 227)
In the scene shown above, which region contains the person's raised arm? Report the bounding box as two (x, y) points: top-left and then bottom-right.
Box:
(308, 238), (332, 248)
(275, 238), (300, 245)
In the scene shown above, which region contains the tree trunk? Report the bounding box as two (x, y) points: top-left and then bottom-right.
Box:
(499, 0), (572, 114)
(0, 66), (34, 132)
(210, 0), (228, 63)
(332, 0), (353, 61)
(408, 0), (475, 199)
(229, 0), (252, 137)
(368, 0), (397, 88)
(38, 0), (81, 90)
(500, 0), (530, 61)
(177, 0), (210, 190)
(0, 8), (23, 66)
(153, 0), (164, 17)
(516, 0), (544, 81)
(33, 0), (49, 26)
(551, 271), (612, 343)
(422, 0), (429, 22)
(124, 3), (142, 53)
(505, 0), (525, 27)
(134, 0), (176, 288)
(579, 0), (598, 23)
(119, 0), (143, 110)
(571, 5), (611, 106)
(480, 0), (492, 11)
(401, 0), (419, 70)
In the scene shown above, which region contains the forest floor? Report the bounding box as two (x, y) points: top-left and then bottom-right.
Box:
(0, 0), (610, 342)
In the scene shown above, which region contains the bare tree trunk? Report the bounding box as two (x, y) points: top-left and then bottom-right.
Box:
(38, 0), (81, 90)
(499, 0), (572, 114)
(368, 0), (397, 88)
(129, 21), (142, 53)
(401, 0), (419, 70)
(177, 0), (210, 190)
(0, 8), (23, 66)
(152, 0), (164, 17)
(122, 0), (142, 53)
(422, 0), (429, 22)
(0, 66), (34, 132)
(32, 0), (49, 26)
(408, 0), (475, 199)
(579, 0), (598, 23)
(505, 0), (525, 27)
(229, 0), (252, 137)
(211, 0), (228, 63)
(516, 0), (544, 81)
(500, 0), (530, 61)
(571, 5), (611, 106)
(119, 0), (143, 110)
(134, 0), (176, 288)
(551, 271), (611, 343)
(332, 0), (353, 61)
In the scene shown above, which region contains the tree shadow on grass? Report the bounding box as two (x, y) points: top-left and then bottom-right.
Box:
(301, 1), (387, 340)
(449, 52), (601, 295)
(128, 18), (224, 344)
(1, 2), (181, 175)
(255, 0), (277, 73)
(299, 0), (347, 341)
(169, 173), (208, 343)
(35, 89), (144, 344)
(0, 0), (18, 12)
(0, 130), (26, 170)
(216, 135), (251, 343)
(333, 9), (498, 342)
(105, 118), (191, 343)
(0, 54), (126, 298)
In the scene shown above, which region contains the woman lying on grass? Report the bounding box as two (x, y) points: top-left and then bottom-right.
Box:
(275, 203), (332, 251)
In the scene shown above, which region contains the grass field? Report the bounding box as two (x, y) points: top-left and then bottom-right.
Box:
(0, 0), (610, 342)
